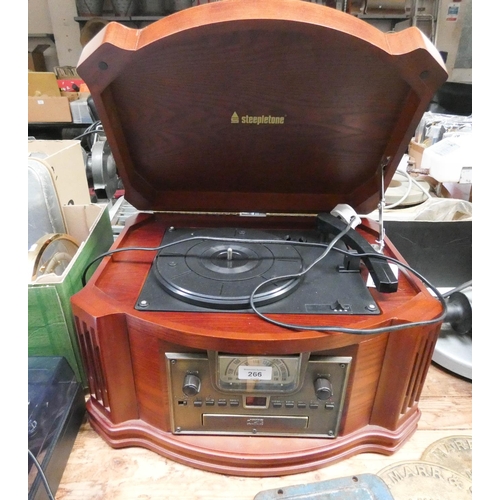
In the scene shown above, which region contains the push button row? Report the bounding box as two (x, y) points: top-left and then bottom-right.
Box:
(271, 400), (335, 410)
(180, 398), (240, 407)
(179, 398), (336, 410)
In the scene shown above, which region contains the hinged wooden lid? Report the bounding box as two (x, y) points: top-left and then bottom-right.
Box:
(77, 0), (447, 213)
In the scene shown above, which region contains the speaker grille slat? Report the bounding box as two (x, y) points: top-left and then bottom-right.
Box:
(75, 317), (110, 413)
(400, 332), (438, 414)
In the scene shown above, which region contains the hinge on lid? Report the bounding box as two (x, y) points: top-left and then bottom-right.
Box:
(239, 212), (267, 217)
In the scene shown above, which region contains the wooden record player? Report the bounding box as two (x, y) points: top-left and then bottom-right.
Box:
(71, 0), (448, 476)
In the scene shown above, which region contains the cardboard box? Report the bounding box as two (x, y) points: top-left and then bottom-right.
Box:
(408, 138), (426, 170)
(28, 44), (50, 72)
(28, 96), (73, 123)
(28, 140), (114, 384)
(27, 140), (90, 206)
(61, 91), (90, 103)
(28, 71), (72, 123)
(28, 71), (61, 97)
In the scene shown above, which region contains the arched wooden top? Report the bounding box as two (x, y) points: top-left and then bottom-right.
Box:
(77, 0), (447, 213)
(79, 0), (445, 70)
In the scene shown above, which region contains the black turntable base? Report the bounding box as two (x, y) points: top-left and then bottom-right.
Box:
(136, 227), (381, 315)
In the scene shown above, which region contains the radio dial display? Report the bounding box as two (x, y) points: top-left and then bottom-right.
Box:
(217, 354), (302, 393)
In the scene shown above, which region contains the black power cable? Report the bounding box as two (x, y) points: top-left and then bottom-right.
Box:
(28, 449), (56, 500)
(249, 248), (447, 334)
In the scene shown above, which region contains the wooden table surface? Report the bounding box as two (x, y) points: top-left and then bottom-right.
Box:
(55, 363), (472, 500)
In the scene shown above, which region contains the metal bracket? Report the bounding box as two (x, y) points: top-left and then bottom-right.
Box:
(374, 157), (391, 253)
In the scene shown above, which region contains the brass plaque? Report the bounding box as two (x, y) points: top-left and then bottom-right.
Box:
(378, 461), (472, 500)
(421, 435), (472, 481)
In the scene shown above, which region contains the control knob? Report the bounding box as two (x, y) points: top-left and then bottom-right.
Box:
(182, 373), (201, 396)
(314, 377), (333, 400)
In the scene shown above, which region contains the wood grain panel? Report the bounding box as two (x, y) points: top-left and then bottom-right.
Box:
(77, 0), (447, 213)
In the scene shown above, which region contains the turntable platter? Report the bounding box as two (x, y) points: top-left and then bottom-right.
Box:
(154, 229), (303, 309)
(136, 226), (381, 316)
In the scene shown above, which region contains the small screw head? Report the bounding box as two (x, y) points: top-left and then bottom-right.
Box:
(138, 300), (149, 308)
